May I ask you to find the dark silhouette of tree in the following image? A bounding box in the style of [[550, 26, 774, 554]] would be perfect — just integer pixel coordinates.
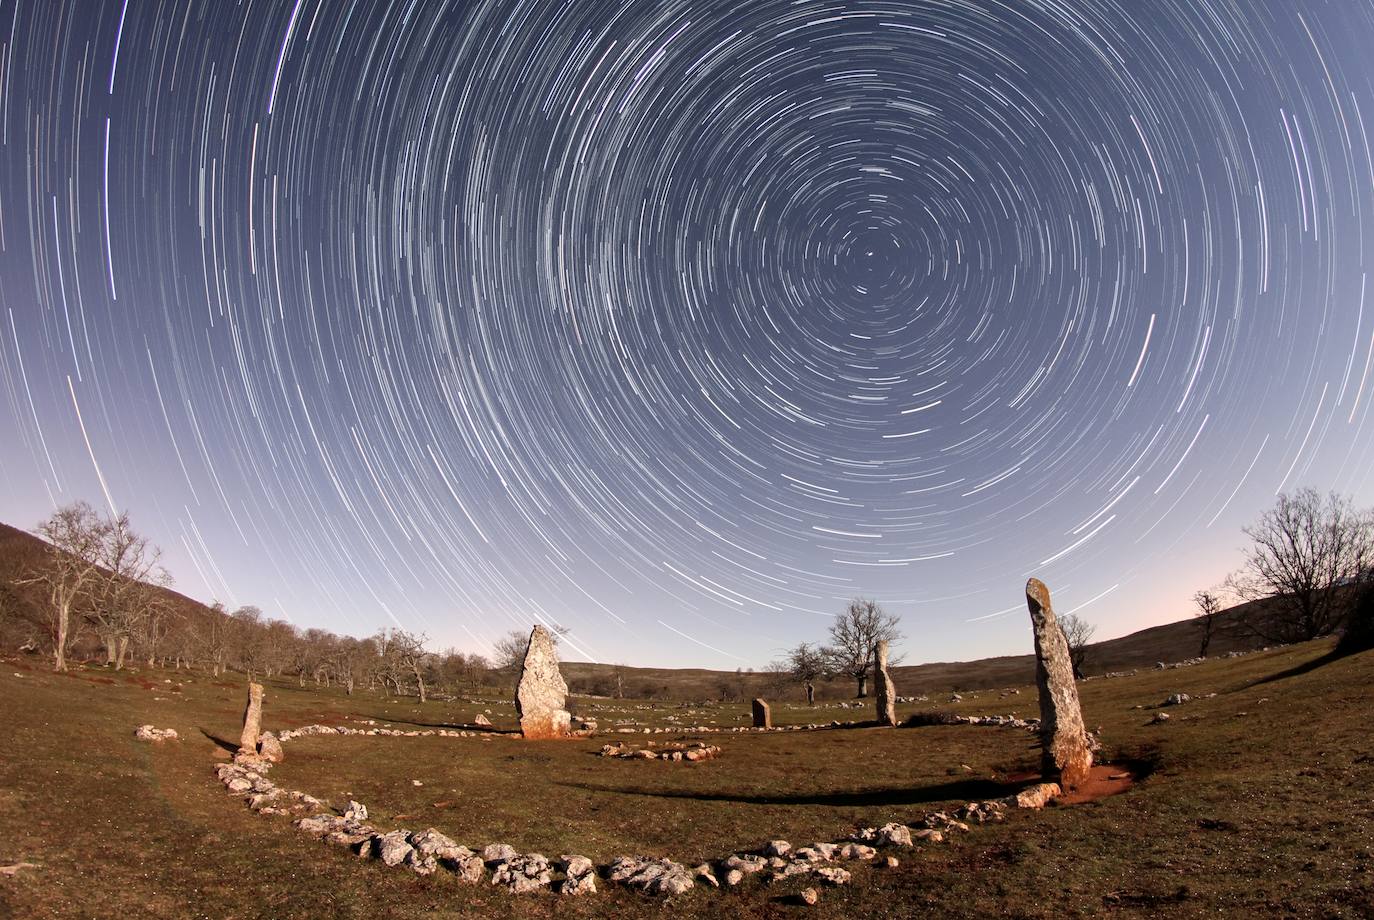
[[824, 598, 903, 698], [1226, 489, 1374, 643], [1059, 613, 1095, 679], [1193, 589, 1223, 657]]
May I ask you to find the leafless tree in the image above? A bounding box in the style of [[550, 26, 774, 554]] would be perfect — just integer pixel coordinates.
[[1059, 613, 1096, 680], [493, 629, 530, 672], [785, 641, 827, 704], [20, 502, 110, 671], [1193, 589, 1224, 657], [87, 511, 169, 670], [824, 598, 903, 698], [1226, 489, 1374, 644]]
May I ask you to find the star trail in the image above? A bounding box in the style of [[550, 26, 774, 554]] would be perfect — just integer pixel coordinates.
[[1, 0, 1373, 666]]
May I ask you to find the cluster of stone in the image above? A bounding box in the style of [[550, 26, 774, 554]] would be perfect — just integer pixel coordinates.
[[215, 754, 322, 819], [598, 741, 721, 762], [133, 724, 179, 742]]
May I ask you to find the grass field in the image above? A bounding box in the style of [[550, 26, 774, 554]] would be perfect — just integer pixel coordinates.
[[1, 639, 1371, 918]]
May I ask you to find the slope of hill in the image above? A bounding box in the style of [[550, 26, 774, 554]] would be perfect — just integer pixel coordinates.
[[1, 517, 1267, 698]]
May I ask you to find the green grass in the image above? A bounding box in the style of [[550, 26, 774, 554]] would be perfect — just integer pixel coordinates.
[[1, 641, 1372, 918]]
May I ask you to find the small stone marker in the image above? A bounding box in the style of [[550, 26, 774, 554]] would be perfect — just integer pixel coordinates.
[[874, 639, 897, 727], [1025, 578, 1093, 789], [515, 625, 572, 739], [239, 682, 264, 754], [751, 698, 771, 729]]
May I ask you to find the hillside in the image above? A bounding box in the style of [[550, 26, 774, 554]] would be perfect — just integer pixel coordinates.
[[1, 517, 1266, 698]]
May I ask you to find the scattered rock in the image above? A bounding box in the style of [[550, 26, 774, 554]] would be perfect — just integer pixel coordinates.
[[474, 714, 492, 727], [1163, 693, 1191, 706], [801, 886, 819, 905], [344, 801, 368, 822], [1151, 711, 1172, 724]]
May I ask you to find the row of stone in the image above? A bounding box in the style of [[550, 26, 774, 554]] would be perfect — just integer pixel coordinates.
[[598, 741, 722, 761], [278, 724, 498, 742], [212, 743, 1062, 900]]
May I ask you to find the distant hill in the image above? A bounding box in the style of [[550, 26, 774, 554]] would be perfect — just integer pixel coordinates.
[[1, 517, 1269, 698]]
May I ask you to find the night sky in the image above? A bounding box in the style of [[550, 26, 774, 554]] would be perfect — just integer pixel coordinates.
[[1, 0, 1372, 668]]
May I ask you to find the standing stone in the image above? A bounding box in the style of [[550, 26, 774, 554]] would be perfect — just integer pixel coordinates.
[[1025, 579, 1093, 788], [874, 640, 897, 727], [239, 682, 264, 754], [751, 698, 771, 729], [515, 625, 571, 739]]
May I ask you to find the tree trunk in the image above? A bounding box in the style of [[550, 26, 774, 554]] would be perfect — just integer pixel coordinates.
[[115, 636, 129, 671], [105, 636, 118, 666], [856, 673, 868, 698], [346, 675, 354, 695], [805, 682, 815, 705], [53, 602, 70, 671]]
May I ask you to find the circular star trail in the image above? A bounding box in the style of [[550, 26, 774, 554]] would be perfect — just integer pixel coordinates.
[[1, 0, 1372, 665]]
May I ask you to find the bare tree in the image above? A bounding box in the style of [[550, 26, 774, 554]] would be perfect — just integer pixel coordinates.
[[785, 641, 827, 704], [1193, 589, 1224, 657], [1059, 614, 1096, 680], [20, 502, 110, 671], [1226, 489, 1374, 644], [823, 598, 903, 698], [493, 629, 530, 672], [87, 511, 169, 670]]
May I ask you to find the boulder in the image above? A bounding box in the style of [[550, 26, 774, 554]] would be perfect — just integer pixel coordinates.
[[751, 698, 771, 729], [375, 830, 414, 867], [515, 626, 572, 739], [1025, 579, 1094, 789], [1012, 782, 1061, 810], [134, 724, 178, 742], [473, 714, 492, 727], [257, 731, 284, 763]]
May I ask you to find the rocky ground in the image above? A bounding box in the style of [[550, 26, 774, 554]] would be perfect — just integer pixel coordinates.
[[1, 638, 1372, 918]]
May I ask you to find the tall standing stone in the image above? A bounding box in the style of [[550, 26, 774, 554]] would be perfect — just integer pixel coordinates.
[[515, 625, 571, 739], [1025, 578, 1093, 789], [751, 698, 771, 729], [239, 682, 264, 754], [874, 640, 897, 727]]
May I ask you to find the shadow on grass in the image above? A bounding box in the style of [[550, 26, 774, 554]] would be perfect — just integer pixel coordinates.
[[199, 728, 239, 753], [1246, 651, 1342, 688], [557, 777, 1020, 808]]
